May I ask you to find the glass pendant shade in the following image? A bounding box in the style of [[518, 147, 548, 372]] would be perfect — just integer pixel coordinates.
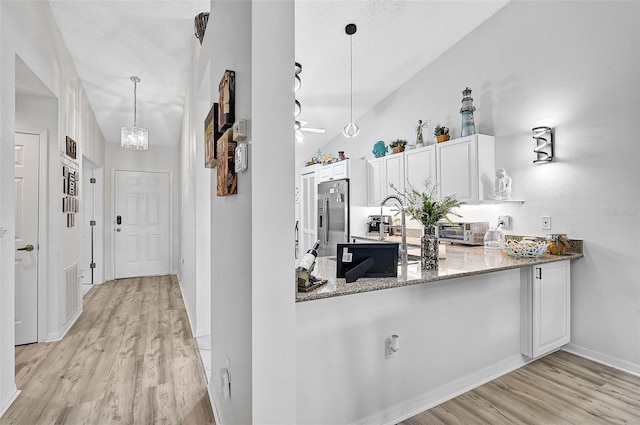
[[343, 122, 360, 138], [121, 126, 149, 150], [121, 76, 149, 150]]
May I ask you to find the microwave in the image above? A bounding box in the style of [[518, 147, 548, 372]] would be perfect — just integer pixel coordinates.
[[437, 221, 489, 245]]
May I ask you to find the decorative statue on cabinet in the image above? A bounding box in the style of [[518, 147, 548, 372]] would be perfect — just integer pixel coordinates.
[[495, 168, 512, 200]]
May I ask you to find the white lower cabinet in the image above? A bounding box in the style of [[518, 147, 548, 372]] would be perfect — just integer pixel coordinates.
[[521, 260, 571, 359]]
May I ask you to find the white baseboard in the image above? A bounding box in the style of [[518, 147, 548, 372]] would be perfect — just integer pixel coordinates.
[[562, 344, 640, 377], [350, 354, 530, 425], [46, 308, 83, 342], [0, 389, 20, 418], [209, 380, 223, 425], [195, 327, 211, 339], [175, 277, 196, 339]]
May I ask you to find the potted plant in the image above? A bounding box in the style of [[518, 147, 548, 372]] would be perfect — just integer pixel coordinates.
[[389, 139, 407, 154], [434, 124, 450, 143], [392, 179, 464, 270]]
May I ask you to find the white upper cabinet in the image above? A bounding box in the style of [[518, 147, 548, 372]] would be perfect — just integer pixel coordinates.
[[366, 158, 384, 206], [366, 153, 405, 206], [436, 134, 495, 204], [318, 159, 349, 183], [404, 145, 436, 192]]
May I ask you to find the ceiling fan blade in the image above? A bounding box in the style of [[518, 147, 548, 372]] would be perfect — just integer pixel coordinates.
[[300, 127, 326, 134]]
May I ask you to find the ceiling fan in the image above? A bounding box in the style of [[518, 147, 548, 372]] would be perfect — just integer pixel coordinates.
[[295, 120, 326, 143]]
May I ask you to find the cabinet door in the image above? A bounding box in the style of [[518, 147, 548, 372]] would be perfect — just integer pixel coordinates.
[[318, 164, 333, 182], [367, 158, 384, 206], [521, 260, 571, 358], [384, 153, 404, 198], [300, 170, 317, 254], [405, 146, 436, 191], [332, 161, 349, 180], [437, 137, 477, 203]]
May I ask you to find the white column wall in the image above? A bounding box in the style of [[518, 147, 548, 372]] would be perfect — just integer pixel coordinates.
[[251, 1, 296, 423]]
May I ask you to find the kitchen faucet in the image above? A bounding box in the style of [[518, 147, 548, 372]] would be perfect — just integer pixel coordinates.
[[380, 195, 408, 265]]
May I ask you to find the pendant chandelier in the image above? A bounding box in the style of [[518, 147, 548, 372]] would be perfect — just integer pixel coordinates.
[[121, 76, 149, 150], [343, 23, 359, 138]]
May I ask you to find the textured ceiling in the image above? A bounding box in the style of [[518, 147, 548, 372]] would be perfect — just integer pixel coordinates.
[[46, 0, 508, 156], [48, 0, 209, 147]]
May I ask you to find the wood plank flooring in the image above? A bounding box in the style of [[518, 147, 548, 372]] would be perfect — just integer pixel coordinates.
[[1, 275, 215, 425], [400, 350, 640, 425]]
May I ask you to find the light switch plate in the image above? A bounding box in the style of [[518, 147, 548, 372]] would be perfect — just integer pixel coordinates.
[[541, 216, 551, 230]]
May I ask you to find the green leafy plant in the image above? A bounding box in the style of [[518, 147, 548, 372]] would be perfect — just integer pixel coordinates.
[[433, 124, 449, 136], [391, 179, 464, 228], [389, 139, 407, 148]]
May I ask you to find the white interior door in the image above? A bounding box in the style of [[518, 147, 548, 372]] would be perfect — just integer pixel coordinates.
[[15, 132, 39, 345], [115, 170, 170, 278]]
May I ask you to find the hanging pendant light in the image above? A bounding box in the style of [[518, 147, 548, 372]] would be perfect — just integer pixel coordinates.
[[121, 76, 149, 150], [343, 23, 359, 138]]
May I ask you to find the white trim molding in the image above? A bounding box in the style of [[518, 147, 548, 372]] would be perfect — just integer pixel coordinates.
[[563, 344, 640, 377]]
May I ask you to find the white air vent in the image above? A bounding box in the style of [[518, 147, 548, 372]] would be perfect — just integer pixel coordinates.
[[65, 263, 79, 321]]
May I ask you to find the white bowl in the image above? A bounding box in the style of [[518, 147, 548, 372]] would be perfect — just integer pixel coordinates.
[[502, 239, 548, 259]]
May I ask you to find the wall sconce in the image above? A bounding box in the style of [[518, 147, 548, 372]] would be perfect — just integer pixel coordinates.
[[532, 126, 554, 163]]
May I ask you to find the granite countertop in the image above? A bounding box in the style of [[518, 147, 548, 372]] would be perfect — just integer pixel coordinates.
[[296, 244, 583, 303]]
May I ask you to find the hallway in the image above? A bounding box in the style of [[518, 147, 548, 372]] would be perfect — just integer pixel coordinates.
[[0, 276, 214, 425]]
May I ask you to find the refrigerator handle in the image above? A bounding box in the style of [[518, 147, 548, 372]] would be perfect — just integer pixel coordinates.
[[325, 197, 330, 244]]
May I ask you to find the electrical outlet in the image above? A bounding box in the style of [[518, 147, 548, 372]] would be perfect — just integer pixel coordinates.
[[498, 215, 512, 229], [541, 216, 552, 230]]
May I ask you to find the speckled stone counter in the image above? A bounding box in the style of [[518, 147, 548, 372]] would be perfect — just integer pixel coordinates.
[[296, 244, 583, 302]]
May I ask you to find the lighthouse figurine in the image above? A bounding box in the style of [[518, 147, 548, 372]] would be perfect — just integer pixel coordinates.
[[460, 87, 476, 137]]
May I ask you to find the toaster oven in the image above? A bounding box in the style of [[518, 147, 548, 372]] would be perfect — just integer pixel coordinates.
[[437, 221, 489, 245]]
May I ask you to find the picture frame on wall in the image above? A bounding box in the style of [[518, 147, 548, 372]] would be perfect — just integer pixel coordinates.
[[65, 136, 77, 159], [218, 70, 235, 133], [216, 128, 237, 197], [205, 103, 220, 168]]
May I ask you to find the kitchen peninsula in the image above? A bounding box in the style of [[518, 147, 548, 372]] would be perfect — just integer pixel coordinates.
[[296, 242, 583, 302], [295, 243, 584, 424]]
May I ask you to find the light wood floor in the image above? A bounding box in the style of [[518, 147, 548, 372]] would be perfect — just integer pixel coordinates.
[[1, 275, 215, 425], [400, 350, 640, 425]]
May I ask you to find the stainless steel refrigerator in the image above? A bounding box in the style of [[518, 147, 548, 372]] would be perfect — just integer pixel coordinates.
[[317, 179, 350, 257]]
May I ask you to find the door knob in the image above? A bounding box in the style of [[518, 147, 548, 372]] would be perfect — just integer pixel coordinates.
[[17, 244, 34, 252]]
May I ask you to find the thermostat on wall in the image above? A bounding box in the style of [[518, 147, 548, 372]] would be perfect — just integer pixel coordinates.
[[235, 143, 248, 173], [233, 119, 247, 141]]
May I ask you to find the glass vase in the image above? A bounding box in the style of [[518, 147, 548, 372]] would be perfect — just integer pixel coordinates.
[[421, 226, 439, 270]]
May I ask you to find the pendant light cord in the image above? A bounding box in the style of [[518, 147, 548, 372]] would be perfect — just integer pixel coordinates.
[[133, 78, 137, 127], [349, 34, 353, 123]]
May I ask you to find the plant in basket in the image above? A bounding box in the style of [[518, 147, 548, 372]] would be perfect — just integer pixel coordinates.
[[434, 124, 450, 143], [389, 139, 407, 153]]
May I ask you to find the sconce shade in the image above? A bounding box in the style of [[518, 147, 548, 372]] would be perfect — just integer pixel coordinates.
[[532, 126, 553, 163]]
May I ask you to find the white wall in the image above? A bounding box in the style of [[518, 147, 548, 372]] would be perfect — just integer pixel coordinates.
[[177, 35, 212, 339], [0, 1, 105, 415], [317, 1, 640, 372], [297, 269, 524, 424], [103, 143, 180, 280], [251, 2, 296, 423]]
